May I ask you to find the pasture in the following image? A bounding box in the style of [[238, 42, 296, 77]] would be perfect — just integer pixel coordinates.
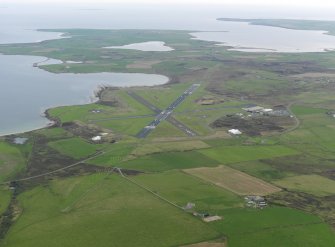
[[48, 137, 104, 159], [119, 150, 220, 172], [133, 170, 243, 211], [211, 207, 335, 247], [2, 174, 220, 247], [273, 174, 335, 196], [198, 145, 299, 164], [0, 141, 27, 183]]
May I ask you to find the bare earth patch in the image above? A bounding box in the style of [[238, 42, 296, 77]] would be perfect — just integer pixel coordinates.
[[185, 165, 281, 196], [126, 60, 161, 69]]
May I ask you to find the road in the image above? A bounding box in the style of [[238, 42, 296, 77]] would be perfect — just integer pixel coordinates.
[[129, 84, 200, 138]]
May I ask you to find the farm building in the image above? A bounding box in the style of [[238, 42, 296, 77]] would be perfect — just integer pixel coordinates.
[[242, 106, 265, 113], [92, 136, 102, 142], [245, 195, 268, 208], [228, 129, 242, 135]]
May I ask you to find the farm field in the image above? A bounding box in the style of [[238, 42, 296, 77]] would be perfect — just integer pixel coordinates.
[[118, 150, 220, 172], [211, 207, 335, 247], [198, 145, 299, 165], [133, 170, 243, 211], [2, 174, 220, 247], [273, 174, 335, 196], [0, 141, 28, 183], [185, 165, 281, 196], [48, 137, 104, 159]]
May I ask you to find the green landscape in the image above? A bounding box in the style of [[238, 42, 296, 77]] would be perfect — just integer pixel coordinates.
[[1, 18, 335, 246]]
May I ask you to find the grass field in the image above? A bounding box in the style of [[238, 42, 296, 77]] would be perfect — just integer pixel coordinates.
[[0, 188, 11, 215], [133, 170, 243, 211], [185, 165, 281, 196], [211, 207, 335, 247], [129, 140, 210, 157], [148, 120, 188, 138], [48, 104, 113, 123], [119, 150, 220, 172], [273, 174, 335, 196], [198, 145, 299, 164], [97, 116, 155, 136], [229, 160, 292, 181], [88, 143, 135, 166], [48, 137, 104, 159], [36, 127, 73, 139], [0, 141, 27, 183], [2, 174, 220, 247]]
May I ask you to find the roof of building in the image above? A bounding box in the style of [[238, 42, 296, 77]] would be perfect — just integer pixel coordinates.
[[228, 129, 242, 135]]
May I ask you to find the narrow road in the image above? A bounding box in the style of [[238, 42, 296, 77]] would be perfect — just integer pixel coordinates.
[[128, 84, 200, 138]]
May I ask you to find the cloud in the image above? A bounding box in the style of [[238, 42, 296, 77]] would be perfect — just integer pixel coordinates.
[[3, 0, 335, 7]]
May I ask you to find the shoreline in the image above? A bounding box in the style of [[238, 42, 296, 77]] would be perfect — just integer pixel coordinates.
[[0, 75, 171, 138]]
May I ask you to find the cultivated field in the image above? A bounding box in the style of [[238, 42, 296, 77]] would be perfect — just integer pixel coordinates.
[[185, 165, 281, 196]]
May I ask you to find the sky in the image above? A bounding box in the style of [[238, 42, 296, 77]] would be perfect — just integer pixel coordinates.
[[2, 0, 335, 6]]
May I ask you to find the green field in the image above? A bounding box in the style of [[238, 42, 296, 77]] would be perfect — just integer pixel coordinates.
[[229, 160, 292, 181], [211, 207, 335, 247], [88, 143, 135, 166], [48, 137, 104, 159], [0, 141, 27, 183], [0, 189, 11, 215], [198, 145, 299, 164], [134, 170, 243, 210], [2, 174, 220, 247], [119, 150, 220, 172], [273, 174, 335, 196], [97, 117, 154, 136]]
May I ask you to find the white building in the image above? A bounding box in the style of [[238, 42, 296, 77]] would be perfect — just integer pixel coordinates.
[[228, 129, 242, 135], [92, 136, 102, 142]]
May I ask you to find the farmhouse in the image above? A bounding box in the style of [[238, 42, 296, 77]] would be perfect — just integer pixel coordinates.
[[245, 195, 268, 208]]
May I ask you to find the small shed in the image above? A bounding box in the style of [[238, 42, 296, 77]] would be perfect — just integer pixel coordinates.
[[92, 136, 102, 142], [228, 129, 242, 135]]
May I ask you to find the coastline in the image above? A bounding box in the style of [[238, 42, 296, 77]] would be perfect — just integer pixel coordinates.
[[0, 74, 171, 138]]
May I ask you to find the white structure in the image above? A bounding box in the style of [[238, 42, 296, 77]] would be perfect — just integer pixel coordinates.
[[228, 129, 242, 135], [92, 136, 102, 141], [203, 215, 222, 222], [242, 106, 264, 113]]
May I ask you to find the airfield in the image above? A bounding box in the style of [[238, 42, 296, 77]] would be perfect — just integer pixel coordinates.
[[1, 20, 335, 246]]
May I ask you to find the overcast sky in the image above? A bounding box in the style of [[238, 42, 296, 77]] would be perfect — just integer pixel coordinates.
[[2, 0, 335, 6]]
